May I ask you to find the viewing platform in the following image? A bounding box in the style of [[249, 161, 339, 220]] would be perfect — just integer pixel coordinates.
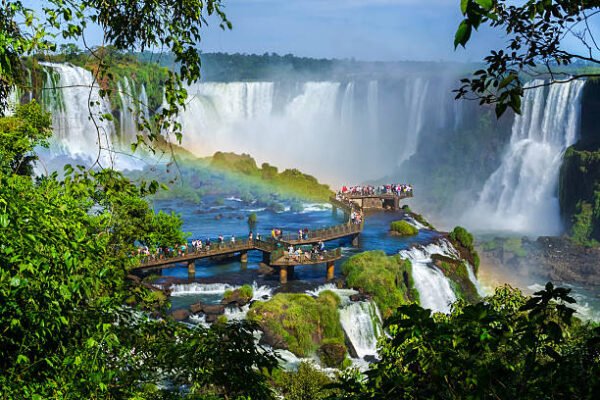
[[134, 185, 413, 283]]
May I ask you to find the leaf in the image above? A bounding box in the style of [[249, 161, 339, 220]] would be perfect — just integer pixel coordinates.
[[454, 20, 472, 49], [461, 0, 469, 14], [475, 0, 493, 11]]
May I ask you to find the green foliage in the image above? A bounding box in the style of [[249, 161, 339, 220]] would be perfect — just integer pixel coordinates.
[[338, 283, 600, 399], [129, 151, 333, 204], [560, 143, 600, 244], [455, 1, 600, 117], [571, 202, 599, 247], [449, 225, 480, 271], [0, 163, 276, 398], [0, 100, 52, 175], [270, 362, 338, 400], [247, 292, 345, 358], [437, 260, 480, 303], [390, 220, 418, 236], [342, 251, 418, 318]]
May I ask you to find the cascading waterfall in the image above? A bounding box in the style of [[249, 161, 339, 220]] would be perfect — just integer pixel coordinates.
[[339, 301, 382, 359], [399, 240, 459, 314], [306, 284, 383, 362], [467, 79, 585, 235], [116, 77, 138, 145], [400, 78, 430, 165]]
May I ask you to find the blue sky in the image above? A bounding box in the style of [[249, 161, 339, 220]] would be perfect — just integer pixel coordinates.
[[198, 0, 505, 61], [26, 0, 510, 62]]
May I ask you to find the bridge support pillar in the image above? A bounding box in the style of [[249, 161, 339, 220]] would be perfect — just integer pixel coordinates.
[[279, 266, 288, 284], [187, 260, 195, 276], [240, 251, 248, 263], [262, 251, 270, 264], [351, 234, 359, 247], [326, 261, 335, 281]]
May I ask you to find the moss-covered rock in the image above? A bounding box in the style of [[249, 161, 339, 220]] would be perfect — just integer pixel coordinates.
[[341, 251, 418, 318], [559, 142, 600, 245], [222, 284, 253, 307], [247, 291, 346, 359], [433, 258, 479, 303], [448, 226, 480, 273], [318, 339, 347, 368], [390, 220, 418, 237]]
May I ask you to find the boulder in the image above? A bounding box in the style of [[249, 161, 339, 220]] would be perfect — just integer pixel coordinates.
[[190, 302, 203, 314], [318, 342, 347, 368], [170, 309, 190, 321], [221, 289, 251, 307], [203, 304, 225, 315]]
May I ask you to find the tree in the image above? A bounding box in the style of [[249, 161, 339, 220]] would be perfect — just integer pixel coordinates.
[[455, 1, 600, 117], [0, 100, 51, 175]]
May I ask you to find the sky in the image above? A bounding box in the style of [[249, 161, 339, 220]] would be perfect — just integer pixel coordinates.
[[23, 0, 512, 62], [195, 0, 506, 62]]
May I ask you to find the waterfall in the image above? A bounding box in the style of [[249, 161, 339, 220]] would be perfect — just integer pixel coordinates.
[[399, 240, 459, 313], [339, 301, 382, 359], [117, 77, 137, 145], [340, 82, 355, 133], [399, 78, 430, 165], [468, 79, 585, 235], [306, 284, 383, 362], [40, 63, 115, 163], [367, 80, 379, 137], [37, 63, 143, 170]]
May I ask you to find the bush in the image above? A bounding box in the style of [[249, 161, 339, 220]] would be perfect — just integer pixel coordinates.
[[390, 220, 418, 236], [449, 226, 474, 250], [247, 212, 258, 225], [342, 251, 418, 318], [270, 362, 338, 400]]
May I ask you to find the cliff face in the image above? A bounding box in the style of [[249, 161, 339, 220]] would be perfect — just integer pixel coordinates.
[[559, 80, 600, 245]]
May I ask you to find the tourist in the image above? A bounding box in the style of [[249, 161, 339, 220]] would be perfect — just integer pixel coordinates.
[[248, 231, 253, 242], [256, 232, 261, 241], [288, 245, 294, 257], [231, 235, 236, 244], [303, 228, 309, 240], [298, 229, 303, 240]]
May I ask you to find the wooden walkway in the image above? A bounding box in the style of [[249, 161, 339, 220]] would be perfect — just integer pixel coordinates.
[[134, 189, 412, 283]]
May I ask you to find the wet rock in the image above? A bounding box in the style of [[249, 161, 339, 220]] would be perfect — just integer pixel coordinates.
[[259, 328, 288, 350], [258, 263, 274, 274], [349, 293, 372, 302], [363, 355, 378, 363], [170, 309, 190, 321], [203, 304, 226, 315], [221, 289, 251, 307], [205, 313, 220, 324], [189, 302, 225, 316], [318, 342, 347, 368], [190, 302, 203, 314]]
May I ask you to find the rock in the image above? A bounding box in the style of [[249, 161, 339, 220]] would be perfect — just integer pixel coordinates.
[[203, 304, 225, 315], [258, 263, 274, 274], [170, 309, 190, 321], [190, 302, 203, 314], [205, 313, 219, 324], [349, 293, 372, 302], [189, 303, 225, 315], [363, 355, 378, 363], [221, 290, 251, 307], [259, 327, 289, 350], [318, 342, 347, 368]]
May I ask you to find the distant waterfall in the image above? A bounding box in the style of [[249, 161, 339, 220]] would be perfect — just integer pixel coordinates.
[[468, 79, 585, 235], [39, 63, 144, 170], [41, 63, 116, 164], [399, 240, 460, 313]]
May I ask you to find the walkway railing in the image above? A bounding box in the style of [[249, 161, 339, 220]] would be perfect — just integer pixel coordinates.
[[139, 239, 253, 267]]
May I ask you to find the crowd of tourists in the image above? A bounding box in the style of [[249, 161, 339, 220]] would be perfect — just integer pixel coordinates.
[[338, 184, 413, 197], [286, 240, 327, 262]]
